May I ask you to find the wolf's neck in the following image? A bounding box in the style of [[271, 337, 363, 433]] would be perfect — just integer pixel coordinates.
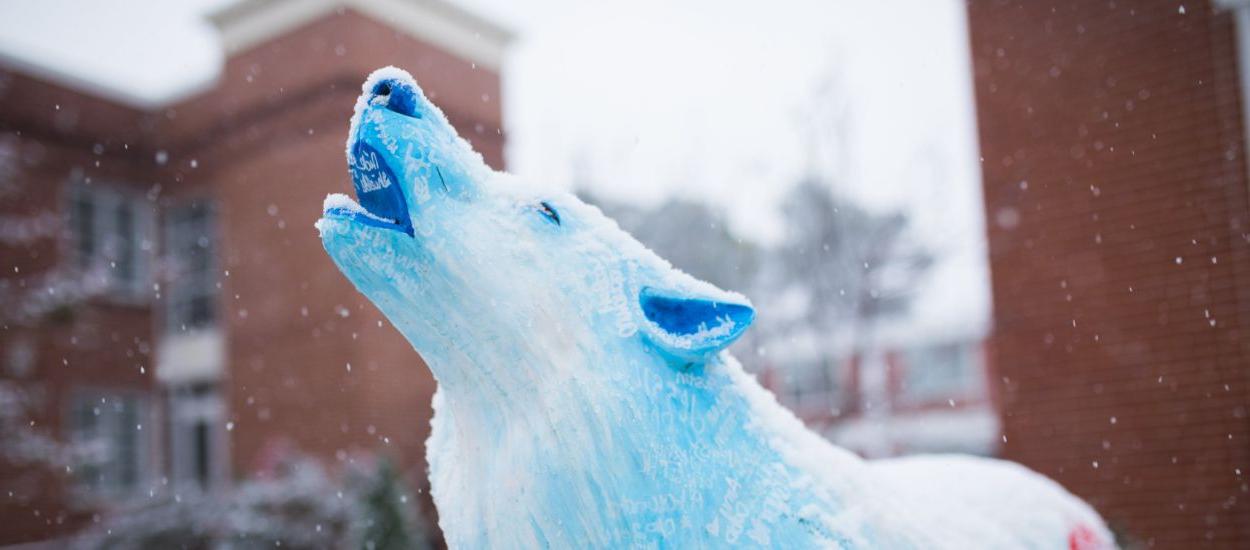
[[428, 354, 866, 547]]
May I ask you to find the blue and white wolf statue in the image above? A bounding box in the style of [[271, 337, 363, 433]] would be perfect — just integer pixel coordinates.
[[317, 67, 1114, 549]]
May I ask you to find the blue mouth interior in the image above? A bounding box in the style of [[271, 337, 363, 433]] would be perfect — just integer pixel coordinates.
[[349, 140, 414, 236]]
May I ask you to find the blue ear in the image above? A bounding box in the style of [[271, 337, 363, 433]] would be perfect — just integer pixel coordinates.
[[638, 286, 755, 363]]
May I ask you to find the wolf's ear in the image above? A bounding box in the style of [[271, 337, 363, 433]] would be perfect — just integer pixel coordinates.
[[638, 286, 755, 363]]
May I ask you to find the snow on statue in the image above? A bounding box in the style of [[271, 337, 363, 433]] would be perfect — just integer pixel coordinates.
[[316, 67, 1114, 549]]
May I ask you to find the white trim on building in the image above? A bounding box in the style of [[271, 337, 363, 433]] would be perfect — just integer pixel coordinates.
[[209, 0, 513, 70]]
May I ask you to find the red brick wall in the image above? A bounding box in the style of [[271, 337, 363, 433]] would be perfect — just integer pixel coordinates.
[[968, 1, 1250, 547]]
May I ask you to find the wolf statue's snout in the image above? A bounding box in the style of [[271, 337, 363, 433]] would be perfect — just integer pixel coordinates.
[[342, 71, 450, 237], [335, 67, 485, 239], [369, 78, 422, 119]]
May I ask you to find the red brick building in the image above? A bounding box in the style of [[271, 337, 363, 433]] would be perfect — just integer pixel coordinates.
[[0, 0, 508, 544], [967, 1, 1250, 547]]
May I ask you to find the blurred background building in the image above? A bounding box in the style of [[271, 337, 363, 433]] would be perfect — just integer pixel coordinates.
[[0, 0, 1246, 548], [968, 1, 1250, 547], [0, 0, 507, 546]]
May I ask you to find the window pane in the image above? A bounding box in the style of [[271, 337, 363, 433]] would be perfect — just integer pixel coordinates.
[[114, 201, 135, 286], [902, 345, 971, 401], [68, 392, 146, 495], [193, 420, 210, 488], [72, 194, 94, 270], [168, 383, 220, 490], [117, 397, 139, 487], [164, 201, 217, 331], [188, 295, 213, 329]]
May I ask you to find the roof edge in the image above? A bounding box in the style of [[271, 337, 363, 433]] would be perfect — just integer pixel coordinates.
[[0, 38, 220, 111], [209, 0, 514, 70]]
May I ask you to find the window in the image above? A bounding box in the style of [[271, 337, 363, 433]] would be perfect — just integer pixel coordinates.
[[899, 343, 981, 404], [168, 382, 224, 490], [164, 201, 218, 332], [67, 391, 150, 496], [66, 183, 154, 299], [783, 356, 843, 415]]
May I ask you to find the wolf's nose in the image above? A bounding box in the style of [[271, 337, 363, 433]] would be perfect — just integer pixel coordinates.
[[371, 79, 421, 119]]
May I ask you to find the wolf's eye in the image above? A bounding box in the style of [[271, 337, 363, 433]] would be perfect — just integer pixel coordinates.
[[536, 201, 561, 226]]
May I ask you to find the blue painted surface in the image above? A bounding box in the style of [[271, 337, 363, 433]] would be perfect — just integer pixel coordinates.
[[316, 67, 1113, 550]]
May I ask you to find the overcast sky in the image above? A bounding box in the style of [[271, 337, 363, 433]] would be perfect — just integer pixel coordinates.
[[0, 0, 990, 333], [460, 0, 991, 333]]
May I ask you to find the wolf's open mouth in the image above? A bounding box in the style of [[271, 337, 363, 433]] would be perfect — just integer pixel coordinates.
[[347, 136, 414, 235], [323, 192, 408, 233]]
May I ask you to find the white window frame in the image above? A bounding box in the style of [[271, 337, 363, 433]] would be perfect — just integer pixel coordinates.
[[162, 200, 218, 334], [167, 382, 227, 492], [66, 182, 155, 302], [65, 389, 153, 499]]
